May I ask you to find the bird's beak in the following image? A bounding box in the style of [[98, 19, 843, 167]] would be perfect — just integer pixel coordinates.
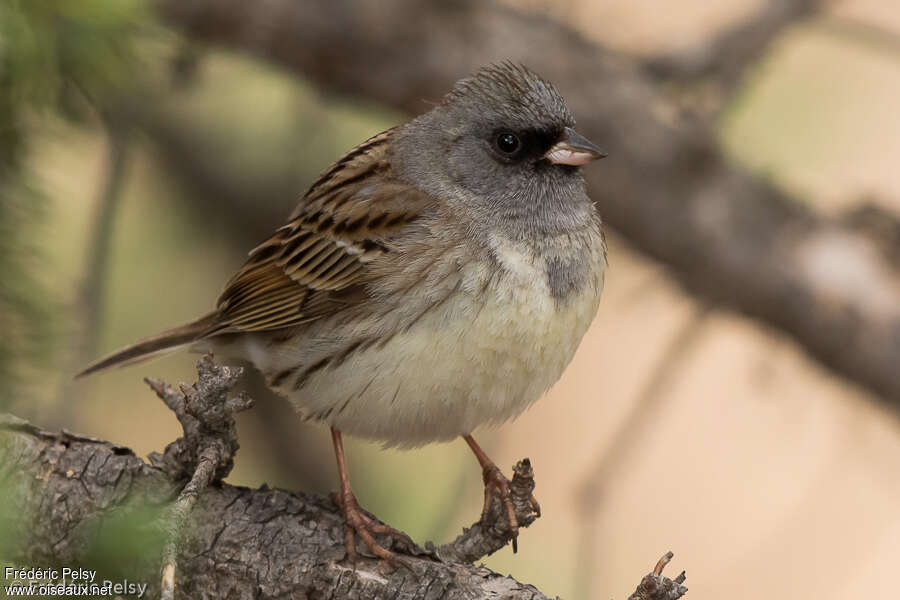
[[543, 127, 607, 166]]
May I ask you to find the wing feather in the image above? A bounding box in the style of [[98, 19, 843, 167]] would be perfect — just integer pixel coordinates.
[[213, 128, 433, 333]]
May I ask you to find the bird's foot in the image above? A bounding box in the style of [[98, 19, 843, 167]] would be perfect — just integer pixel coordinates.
[[332, 489, 416, 570], [479, 464, 541, 553]]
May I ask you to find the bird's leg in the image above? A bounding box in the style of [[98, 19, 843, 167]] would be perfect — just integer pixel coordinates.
[[463, 434, 541, 553], [330, 427, 415, 568]]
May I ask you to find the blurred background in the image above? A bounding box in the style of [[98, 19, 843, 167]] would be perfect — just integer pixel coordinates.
[[2, 0, 900, 598]]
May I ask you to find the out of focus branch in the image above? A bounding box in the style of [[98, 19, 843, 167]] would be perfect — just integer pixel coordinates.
[[818, 15, 900, 65], [56, 113, 130, 420], [156, 0, 900, 409], [576, 307, 709, 600], [840, 202, 900, 265], [76, 114, 130, 358], [644, 0, 825, 94]]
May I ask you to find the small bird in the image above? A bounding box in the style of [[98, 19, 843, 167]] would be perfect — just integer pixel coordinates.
[[79, 62, 607, 563]]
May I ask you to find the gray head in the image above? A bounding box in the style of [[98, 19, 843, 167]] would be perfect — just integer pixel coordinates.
[[391, 63, 605, 240]]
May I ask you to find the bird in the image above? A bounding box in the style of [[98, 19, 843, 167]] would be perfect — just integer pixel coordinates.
[[78, 62, 607, 564]]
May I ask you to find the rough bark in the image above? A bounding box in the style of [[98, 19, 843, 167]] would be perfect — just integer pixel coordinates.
[[0, 357, 687, 599], [154, 0, 900, 409]]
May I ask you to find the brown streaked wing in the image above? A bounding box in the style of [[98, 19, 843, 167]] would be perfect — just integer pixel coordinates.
[[212, 128, 431, 333]]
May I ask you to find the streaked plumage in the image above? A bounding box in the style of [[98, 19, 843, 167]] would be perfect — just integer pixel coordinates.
[[79, 62, 608, 560]]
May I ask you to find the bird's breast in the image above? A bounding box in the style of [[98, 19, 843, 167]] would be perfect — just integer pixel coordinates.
[[262, 225, 606, 448]]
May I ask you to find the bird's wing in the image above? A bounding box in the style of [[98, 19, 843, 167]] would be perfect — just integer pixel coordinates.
[[213, 128, 431, 333]]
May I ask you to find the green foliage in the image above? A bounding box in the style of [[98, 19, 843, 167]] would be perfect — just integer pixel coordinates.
[[0, 0, 146, 117], [0, 0, 147, 402], [0, 471, 166, 586], [0, 184, 51, 406], [80, 501, 167, 581]]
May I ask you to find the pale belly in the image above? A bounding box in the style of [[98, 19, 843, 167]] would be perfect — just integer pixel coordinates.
[[273, 239, 606, 448]]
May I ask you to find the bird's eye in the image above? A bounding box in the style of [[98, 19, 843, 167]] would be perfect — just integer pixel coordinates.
[[495, 132, 521, 154]]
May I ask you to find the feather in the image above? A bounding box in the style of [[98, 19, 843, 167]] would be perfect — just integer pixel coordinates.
[[212, 128, 432, 333], [78, 126, 437, 376]]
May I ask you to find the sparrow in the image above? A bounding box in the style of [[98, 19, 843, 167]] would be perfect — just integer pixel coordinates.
[[79, 62, 607, 563]]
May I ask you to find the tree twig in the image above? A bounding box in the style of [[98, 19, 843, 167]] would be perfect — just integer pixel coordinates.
[[435, 458, 539, 564], [628, 551, 688, 600], [144, 354, 253, 600], [2, 356, 636, 599]]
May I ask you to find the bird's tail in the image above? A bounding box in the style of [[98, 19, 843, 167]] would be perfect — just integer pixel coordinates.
[[75, 312, 221, 378]]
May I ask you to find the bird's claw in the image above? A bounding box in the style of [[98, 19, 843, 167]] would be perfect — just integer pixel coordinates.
[[332, 490, 416, 571], [480, 464, 539, 553]]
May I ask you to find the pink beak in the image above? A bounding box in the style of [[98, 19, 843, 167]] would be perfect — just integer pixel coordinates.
[[544, 127, 607, 166]]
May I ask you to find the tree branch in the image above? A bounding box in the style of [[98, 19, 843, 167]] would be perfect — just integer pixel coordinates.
[[143, 356, 253, 599], [643, 0, 825, 92], [155, 0, 900, 409], [1, 357, 686, 599]]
